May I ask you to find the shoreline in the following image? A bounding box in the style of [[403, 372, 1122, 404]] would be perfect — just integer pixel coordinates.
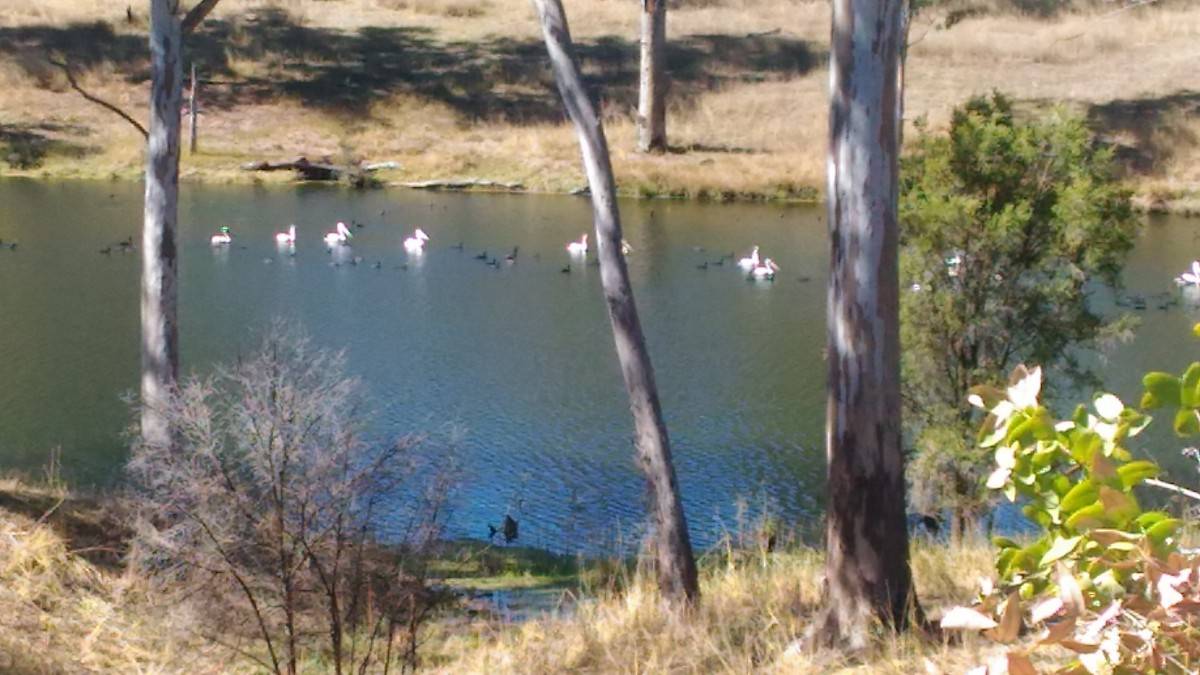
[[4, 168, 1198, 215]]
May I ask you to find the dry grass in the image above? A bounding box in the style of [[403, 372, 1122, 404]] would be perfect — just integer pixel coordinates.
[[0, 0, 1197, 206], [0, 472, 1012, 674], [426, 541, 1005, 674]]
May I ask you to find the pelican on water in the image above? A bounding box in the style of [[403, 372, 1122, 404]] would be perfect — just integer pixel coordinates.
[[404, 228, 430, 253], [737, 246, 760, 271], [324, 221, 352, 247], [750, 257, 780, 280], [275, 224, 296, 245], [566, 234, 588, 255], [210, 226, 232, 246], [1175, 260, 1200, 287]]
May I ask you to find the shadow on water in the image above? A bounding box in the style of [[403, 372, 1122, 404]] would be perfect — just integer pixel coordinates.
[[0, 8, 821, 121]]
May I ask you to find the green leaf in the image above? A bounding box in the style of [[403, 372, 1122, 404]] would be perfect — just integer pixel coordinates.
[[992, 536, 1018, 549], [1098, 486, 1139, 525], [1141, 372, 1181, 409], [1193, 322, 1200, 339], [1040, 535, 1082, 566], [1060, 480, 1098, 514], [1066, 502, 1107, 531], [1135, 511, 1170, 529], [1174, 409, 1200, 436], [1116, 460, 1159, 489], [1145, 518, 1182, 545], [1181, 363, 1200, 408]]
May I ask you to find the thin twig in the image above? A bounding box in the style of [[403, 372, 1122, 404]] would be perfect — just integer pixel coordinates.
[[46, 56, 148, 139], [1144, 477, 1200, 503]]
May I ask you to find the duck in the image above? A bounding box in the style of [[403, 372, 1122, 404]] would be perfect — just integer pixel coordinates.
[[750, 258, 780, 281], [403, 228, 430, 253], [275, 224, 296, 245], [210, 226, 232, 246], [505, 246, 519, 263], [324, 221, 352, 247], [566, 234, 588, 255], [1175, 260, 1200, 287], [737, 246, 761, 271]]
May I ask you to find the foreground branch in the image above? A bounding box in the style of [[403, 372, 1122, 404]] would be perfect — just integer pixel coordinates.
[[1145, 477, 1200, 503], [182, 0, 223, 34], [46, 57, 148, 139]]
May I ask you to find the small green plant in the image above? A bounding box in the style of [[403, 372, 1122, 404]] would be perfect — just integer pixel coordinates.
[[940, 332, 1200, 672]]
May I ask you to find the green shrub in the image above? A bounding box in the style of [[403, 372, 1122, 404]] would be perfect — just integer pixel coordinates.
[[900, 92, 1139, 536]]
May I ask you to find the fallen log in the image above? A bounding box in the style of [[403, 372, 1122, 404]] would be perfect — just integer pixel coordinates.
[[240, 157, 398, 183], [397, 178, 525, 192]]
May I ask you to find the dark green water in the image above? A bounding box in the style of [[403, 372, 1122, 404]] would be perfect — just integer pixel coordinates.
[[0, 178, 1195, 550]]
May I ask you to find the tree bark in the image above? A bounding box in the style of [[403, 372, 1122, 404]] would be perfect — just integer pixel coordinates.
[[817, 0, 918, 647], [636, 0, 667, 153], [141, 0, 183, 451], [532, 0, 699, 605]]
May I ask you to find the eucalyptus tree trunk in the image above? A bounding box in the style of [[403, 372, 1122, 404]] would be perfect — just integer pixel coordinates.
[[141, 0, 183, 451], [818, 0, 918, 646], [532, 0, 699, 605], [636, 0, 667, 153]]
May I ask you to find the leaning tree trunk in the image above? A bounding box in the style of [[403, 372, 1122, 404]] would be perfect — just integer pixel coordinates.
[[636, 0, 667, 153], [533, 0, 699, 605], [817, 0, 918, 647], [141, 0, 183, 450]]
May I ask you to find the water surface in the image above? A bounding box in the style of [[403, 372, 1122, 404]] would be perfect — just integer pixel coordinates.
[[0, 178, 1195, 550]]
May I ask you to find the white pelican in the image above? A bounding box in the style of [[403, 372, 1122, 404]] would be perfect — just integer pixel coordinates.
[[1176, 260, 1200, 287], [750, 257, 779, 280], [737, 246, 761, 271], [324, 221, 352, 247], [403, 228, 430, 253], [566, 234, 588, 255], [210, 226, 232, 246], [275, 224, 296, 245]]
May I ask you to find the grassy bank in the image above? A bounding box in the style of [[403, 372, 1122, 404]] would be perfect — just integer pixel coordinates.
[[0, 476, 1016, 674], [0, 0, 1198, 209]]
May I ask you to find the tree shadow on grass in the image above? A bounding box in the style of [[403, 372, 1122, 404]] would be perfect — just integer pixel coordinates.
[[0, 8, 821, 124], [1086, 91, 1200, 179], [0, 122, 100, 169]]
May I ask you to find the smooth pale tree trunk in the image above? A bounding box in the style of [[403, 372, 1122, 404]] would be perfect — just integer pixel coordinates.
[[189, 62, 198, 154], [636, 0, 667, 153], [897, 0, 910, 148], [532, 0, 699, 605], [817, 0, 918, 647], [141, 0, 183, 450]]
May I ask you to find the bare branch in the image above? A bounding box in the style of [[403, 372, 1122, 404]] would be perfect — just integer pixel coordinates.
[[1144, 477, 1200, 503], [46, 56, 148, 139], [182, 0, 223, 34]]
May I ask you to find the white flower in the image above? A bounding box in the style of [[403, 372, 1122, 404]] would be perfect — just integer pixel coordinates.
[[1093, 393, 1124, 421], [1007, 366, 1043, 409]]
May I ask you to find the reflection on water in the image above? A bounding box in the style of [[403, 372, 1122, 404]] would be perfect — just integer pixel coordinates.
[[0, 178, 1195, 551]]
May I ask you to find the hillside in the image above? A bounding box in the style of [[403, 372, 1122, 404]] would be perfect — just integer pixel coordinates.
[[0, 0, 1197, 208]]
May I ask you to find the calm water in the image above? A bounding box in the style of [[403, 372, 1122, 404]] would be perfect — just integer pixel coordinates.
[[0, 178, 1196, 551]]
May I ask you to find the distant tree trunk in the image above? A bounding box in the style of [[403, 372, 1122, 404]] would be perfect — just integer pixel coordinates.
[[636, 0, 667, 153], [189, 62, 198, 154], [897, 0, 911, 148], [817, 0, 918, 648], [141, 0, 183, 450], [533, 0, 699, 605]]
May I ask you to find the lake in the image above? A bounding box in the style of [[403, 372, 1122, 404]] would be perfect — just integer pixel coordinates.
[[0, 178, 1196, 551]]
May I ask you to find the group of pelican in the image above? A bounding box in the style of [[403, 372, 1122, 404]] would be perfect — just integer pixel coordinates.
[[737, 245, 780, 280], [211, 222, 429, 253]]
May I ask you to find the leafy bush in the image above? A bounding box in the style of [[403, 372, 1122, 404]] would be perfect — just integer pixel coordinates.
[[900, 92, 1139, 536], [127, 324, 456, 674], [940, 339, 1200, 673]]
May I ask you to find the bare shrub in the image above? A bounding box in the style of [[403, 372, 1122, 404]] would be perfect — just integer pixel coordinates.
[[126, 323, 455, 674]]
